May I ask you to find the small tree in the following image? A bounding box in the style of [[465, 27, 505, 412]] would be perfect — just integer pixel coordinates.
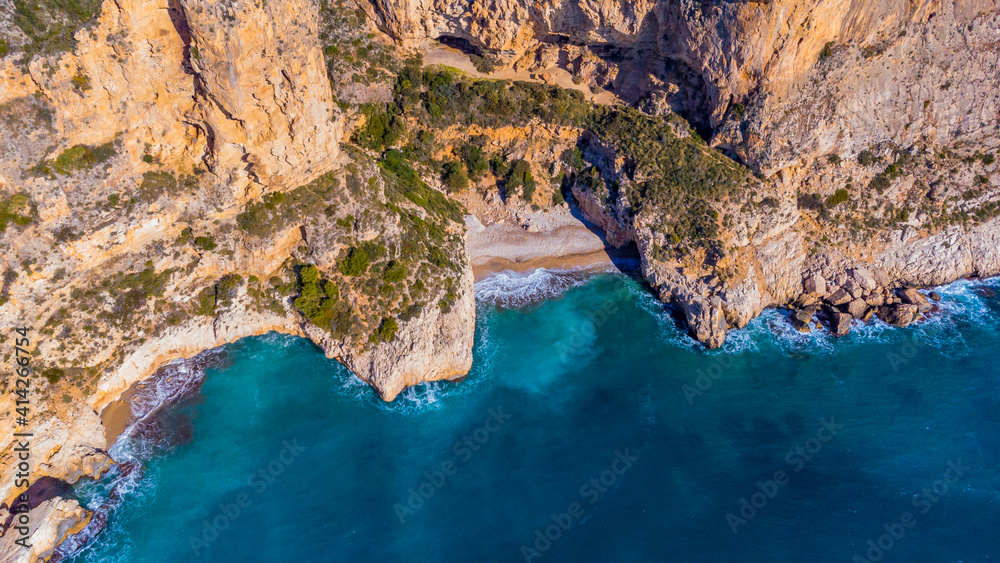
[[339, 247, 369, 276], [441, 161, 469, 192]]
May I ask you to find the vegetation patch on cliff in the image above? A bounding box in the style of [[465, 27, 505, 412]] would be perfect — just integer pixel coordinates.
[[11, 0, 104, 58]]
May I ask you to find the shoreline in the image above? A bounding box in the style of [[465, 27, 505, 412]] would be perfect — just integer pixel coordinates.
[[46, 272, 1000, 561], [463, 200, 640, 281]]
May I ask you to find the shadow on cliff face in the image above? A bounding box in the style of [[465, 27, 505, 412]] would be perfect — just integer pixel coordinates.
[[436, 35, 484, 57], [537, 10, 716, 141], [561, 180, 643, 276]]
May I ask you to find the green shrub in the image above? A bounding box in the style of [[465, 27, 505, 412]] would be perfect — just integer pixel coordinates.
[[71, 74, 91, 92], [857, 150, 877, 166], [370, 317, 399, 343], [0, 193, 34, 232], [217, 274, 242, 304], [194, 236, 217, 251], [236, 173, 339, 238], [41, 367, 65, 384], [490, 156, 508, 178], [293, 265, 344, 331], [457, 143, 489, 179], [506, 159, 535, 197], [33, 142, 115, 176], [379, 149, 465, 223], [382, 260, 406, 283], [339, 247, 369, 276], [869, 174, 891, 193], [196, 286, 216, 316], [441, 161, 469, 192], [582, 106, 748, 243], [826, 188, 850, 207], [819, 41, 835, 60], [138, 171, 177, 201], [561, 148, 585, 171], [12, 0, 104, 57], [352, 104, 405, 150]]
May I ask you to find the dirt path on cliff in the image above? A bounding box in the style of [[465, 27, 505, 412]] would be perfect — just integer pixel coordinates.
[[419, 42, 620, 106]]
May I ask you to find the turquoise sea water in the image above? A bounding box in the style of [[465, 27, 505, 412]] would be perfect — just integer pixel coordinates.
[[66, 272, 999, 562]]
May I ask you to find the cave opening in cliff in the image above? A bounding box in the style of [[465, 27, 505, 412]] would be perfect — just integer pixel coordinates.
[[435, 35, 483, 58]]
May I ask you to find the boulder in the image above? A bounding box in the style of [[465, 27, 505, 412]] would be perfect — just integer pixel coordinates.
[[803, 274, 827, 296], [898, 288, 932, 312], [843, 278, 862, 299], [795, 293, 819, 308], [827, 287, 852, 306], [897, 288, 928, 306], [865, 293, 884, 307], [790, 309, 813, 333], [845, 299, 868, 318], [850, 267, 878, 291], [877, 304, 920, 327], [831, 311, 852, 336], [929, 291, 942, 302]]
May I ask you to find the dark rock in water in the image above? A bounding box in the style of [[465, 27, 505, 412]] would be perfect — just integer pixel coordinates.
[[897, 288, 928, 306], [831, 311, 852, 336], [973, 286, 996, 300], [790, 309, 814, 332], [877, 303, 919, 327], [819, 305, 851, 335], [929, 291, 942, 302]]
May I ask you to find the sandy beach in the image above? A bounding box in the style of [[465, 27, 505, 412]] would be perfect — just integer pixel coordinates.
[[464, 202, 638, 280]]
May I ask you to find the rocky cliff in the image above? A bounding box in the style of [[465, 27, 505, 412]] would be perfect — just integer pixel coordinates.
[[0, 0, 474, 559], [1, 0, 998, 559], [362, 0, 1000, 348]]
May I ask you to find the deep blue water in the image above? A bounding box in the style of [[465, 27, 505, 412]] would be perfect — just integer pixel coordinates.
[[68, 272, 999, 562]]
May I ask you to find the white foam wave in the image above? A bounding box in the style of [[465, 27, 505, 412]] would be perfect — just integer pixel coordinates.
[[475, 267, 606, 308], [109, 351, 218, 463], [628, 275, 1000, 356]]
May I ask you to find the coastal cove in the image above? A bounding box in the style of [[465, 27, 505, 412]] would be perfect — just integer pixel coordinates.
[[62, 271, 1000, 562]]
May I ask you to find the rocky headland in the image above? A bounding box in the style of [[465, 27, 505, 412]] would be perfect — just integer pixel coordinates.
[[0, 0, 998, 560]]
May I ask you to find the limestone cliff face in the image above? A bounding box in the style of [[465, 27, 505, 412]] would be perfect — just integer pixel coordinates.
[[361, 0, 999, 170], [366, 0, 999, 347], [0, 0, 343, 199], [0, 0, 475, 559], [182, 0, 344, 198]]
